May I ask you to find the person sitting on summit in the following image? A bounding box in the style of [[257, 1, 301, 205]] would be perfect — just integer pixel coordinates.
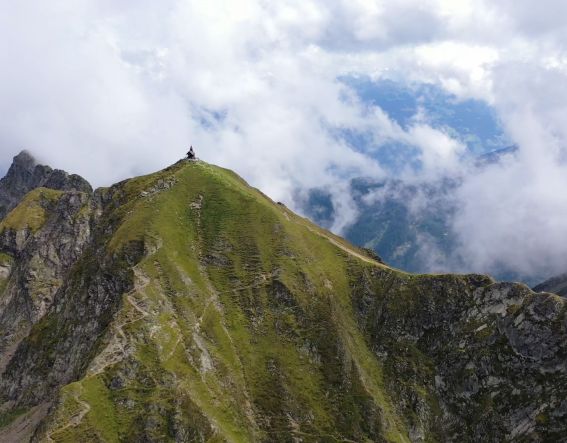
[[187, 146, 196, 160]]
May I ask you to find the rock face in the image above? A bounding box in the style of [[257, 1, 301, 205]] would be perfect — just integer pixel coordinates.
[[0, 151, 92, 220], [0, 159, 566, 442], [0, 189, 93, 370]]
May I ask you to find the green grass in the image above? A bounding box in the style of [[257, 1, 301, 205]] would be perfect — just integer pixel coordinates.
[[38, 160, 451, 441], [0, 252, 12, 266], [0, 187, 64, 233], [80, 377, 120, 442]]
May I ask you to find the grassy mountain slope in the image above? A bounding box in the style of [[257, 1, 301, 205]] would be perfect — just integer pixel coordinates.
[[44, 161, 409, 442], [0, 160, 566, 442]]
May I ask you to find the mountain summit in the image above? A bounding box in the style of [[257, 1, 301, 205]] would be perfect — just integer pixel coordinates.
[[0, 158, 566, 442], [0, 151, 92, 220]]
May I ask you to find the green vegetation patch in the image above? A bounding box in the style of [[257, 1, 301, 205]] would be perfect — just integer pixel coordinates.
[[81, 377, 120, 442], [0, 252, 13, 267], [0, 187, 64, 233]]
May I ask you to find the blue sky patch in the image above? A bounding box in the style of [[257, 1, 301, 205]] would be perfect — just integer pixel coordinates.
[[338, 76, 512, 169]]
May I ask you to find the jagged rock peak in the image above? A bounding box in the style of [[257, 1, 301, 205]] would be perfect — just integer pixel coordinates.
[[0, 150, 93, 220], [11, 150, 37, 170]]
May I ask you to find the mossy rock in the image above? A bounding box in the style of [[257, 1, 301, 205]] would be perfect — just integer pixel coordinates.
[[0, 187, 64, 233]]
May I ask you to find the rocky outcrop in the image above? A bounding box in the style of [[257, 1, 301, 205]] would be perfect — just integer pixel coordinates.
[[0, 151, 95, 371], [0, 176, 145, 440], [353, 272, 567, 441], [0, 190, 94, 370], [0, 151, 92, 221]]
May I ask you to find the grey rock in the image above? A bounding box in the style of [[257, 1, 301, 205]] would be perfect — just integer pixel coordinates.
[[352, 269, 567, 442], [0, 151, 92, 220]]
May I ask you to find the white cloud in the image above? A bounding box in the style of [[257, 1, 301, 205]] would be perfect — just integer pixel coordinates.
[[406, 124, 466, 174], [1, 0, 567, 278], [451, 59, 567, 277]]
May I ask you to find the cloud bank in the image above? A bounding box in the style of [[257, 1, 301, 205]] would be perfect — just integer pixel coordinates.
[[2, 0, 567, 279]]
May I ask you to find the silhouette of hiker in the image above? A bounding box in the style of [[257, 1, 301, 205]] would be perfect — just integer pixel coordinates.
[[187, 146, 196, 160]]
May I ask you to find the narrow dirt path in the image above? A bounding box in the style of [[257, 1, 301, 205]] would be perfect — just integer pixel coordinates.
[[278, 205, 383, 267], [217, 270, 280, 295], [317, 230, 381, 265], [302, 223, 383, 266], [87, 267, 150, 376], [45, 267, 153, 439], [126, 293, 150, 319], [45, 388, 91, 442]]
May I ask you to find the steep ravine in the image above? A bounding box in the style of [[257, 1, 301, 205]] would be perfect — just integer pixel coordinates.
[[0, 157, 565, 442]]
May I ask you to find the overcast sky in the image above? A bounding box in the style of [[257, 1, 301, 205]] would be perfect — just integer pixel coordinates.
[[2, 0, 567, 278]]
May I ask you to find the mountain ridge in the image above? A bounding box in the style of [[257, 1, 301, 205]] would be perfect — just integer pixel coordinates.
[[0, 155, 565, 442], [0, 151, 92, 221], [534, 272, 567, 298]]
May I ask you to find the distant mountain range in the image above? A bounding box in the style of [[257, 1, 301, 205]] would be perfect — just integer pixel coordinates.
[[340, 78, 512, 171], [300, 145, 533, 284], [302, 79, 536, 283], [533, 273, 567, 297]]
